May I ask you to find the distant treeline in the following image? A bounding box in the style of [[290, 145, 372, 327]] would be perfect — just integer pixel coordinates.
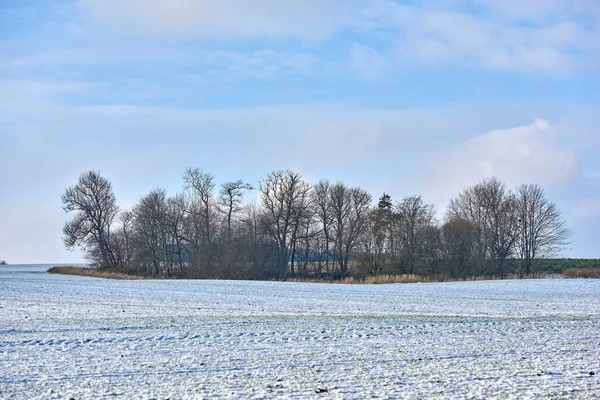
[[515, 258, 600, 274], [62, 169, 573, 280]]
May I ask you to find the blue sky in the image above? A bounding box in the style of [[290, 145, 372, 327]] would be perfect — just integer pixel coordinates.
[[0, 0, 599, 263]]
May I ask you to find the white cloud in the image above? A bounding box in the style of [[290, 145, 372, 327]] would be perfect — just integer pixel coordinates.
[[421, 119, 577, 205], [350, 44, 390, 80], [196, 49, 321, 78], [406, 11, 598, 73], [360, 1, 600, 73], [0, 80, 95, 103], [473, 0, 600, 22], [19, 0, 591, 76], [76, 0, 358, 40]]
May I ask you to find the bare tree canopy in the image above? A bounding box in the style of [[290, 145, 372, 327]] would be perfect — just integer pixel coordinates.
[[132, 189, 170, 275], [61, 169, 575, 280], [62, 170, 119, 268], [515, 184, 571, 274], [395, 195, 436, 275], [260, 170, 311, 279], [311, 180, 333, 277], [183, 167, 216, 271], [328, 183, 373, 276], [446, 178, 520, 276], [218, 180, 253, 242], [441, 218, 476, 278]]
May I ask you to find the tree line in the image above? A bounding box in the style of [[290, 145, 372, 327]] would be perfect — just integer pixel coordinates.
[[62, 169, 571, 280]]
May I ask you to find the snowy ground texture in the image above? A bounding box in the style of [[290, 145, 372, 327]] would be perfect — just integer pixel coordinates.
[[1, 265, 599, 399]]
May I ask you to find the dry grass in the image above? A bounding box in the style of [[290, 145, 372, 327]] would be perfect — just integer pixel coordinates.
[[47, 266, 149, 280], [48, 266, 549, 283], [359, 274, 437, 284], [563, 268, 600, 278], [286, 272, 545, 284]]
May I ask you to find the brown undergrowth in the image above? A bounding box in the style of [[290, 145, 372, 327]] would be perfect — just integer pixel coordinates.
[[562, 268, 600, 278], [48, 266, 548, 283], [286, 273, 545, 284], [47, 266, 149, 280]]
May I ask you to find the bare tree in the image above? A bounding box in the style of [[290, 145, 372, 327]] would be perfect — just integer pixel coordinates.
[[132, 189, 170, 275], [311, 180, 333, 278], [515, 184, 571, 274], [447, 178, 520, 276], [260, 170, 311, 279], [291, 205, 316, 278], [183, 167, 216, 271], [218, 180, 253, 242], [114, 209, 134, 268], [329, 183, 372, 277], [441, 218, 476, 277], [354, 208, 381, 277], [447, 185, 491, 274], [167, 194, 188, 275], [395, 195, 436, 274], [62, 170, 119, 268], [478, 178, 520, 277], [240, 201, 275, 278]]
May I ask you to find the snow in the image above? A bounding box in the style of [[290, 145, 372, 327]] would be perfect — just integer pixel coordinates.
[[1, 265, 599, 399]]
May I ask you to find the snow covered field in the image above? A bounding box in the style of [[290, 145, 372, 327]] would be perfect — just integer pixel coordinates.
[[1, 265, 599, 399]]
